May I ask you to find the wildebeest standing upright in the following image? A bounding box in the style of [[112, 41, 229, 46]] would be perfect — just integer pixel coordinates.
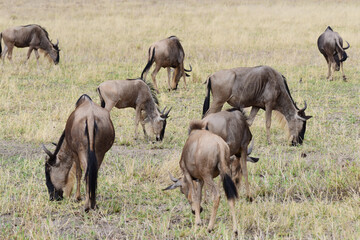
[[191, 108, 259, 200], [42, 95, 115, 211], [317, 26, 350, 81], [203, 65, 312, 146], [97, 78, 171, 141], [164, 122, 238, 234], [141, 36, 192, 92], [0, 24, 60, 65]]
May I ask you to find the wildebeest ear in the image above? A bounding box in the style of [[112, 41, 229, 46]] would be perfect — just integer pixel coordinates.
[[304, 115, 312, 120]]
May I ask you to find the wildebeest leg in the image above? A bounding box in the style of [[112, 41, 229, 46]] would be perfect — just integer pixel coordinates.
[[205, 176, 220, 233], [340, 62, 347, 81], [134, 106, 142, 139], [34, 49, 40, 66], [1, 45, 8, 64], [140, 111, 149, 140], [181, 63, 187, 90], [171, 67, 180, 90], [326, 61, 331, 80], [151, 64, 161, 93], [240, 148, 251, 201], [167, 67, 171, 91], [75, 159, 82, 201], [193, 180, 203, 229], [25, 47, 35, 64], [247, 107, 260, 126], [78, 151, 91, 211], [228, 197, 238, 235], [6, 44, 14, 62], [63, 161, 76, 198], [265, 106, 272, 144]]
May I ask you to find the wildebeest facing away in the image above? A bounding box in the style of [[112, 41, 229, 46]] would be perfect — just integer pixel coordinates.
[[42, 94, 115, 211], [0, 24, 60, 65], [97, 78, 171, 141], [317, 26, 350, 81], [141, 36, 192, 92], [191, 108, 259, 200], [202, 65, 312, 146], [164, 121, 238, 234]]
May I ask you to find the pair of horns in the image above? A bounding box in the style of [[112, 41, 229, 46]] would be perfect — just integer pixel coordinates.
[[298, 101, 307, 113], [160, 107, 172, 118]]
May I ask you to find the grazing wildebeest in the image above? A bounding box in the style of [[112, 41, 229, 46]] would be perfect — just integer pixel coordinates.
[[202, 65, 312, 146], [42, 94, 115, 211], [97, 78, 171, 141], [141, 36, 192, 92], [191, 108, 259, 200], [0, 24, 60, 65], [317, 26, 350, 81], [164, 121, 238, 234]]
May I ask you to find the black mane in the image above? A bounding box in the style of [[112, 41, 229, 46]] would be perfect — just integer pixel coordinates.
[[282, 75, 299, 110]]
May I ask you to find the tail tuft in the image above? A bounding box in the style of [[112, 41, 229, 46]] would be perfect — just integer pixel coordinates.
[[141, 48, 155, 80], [223, 174, 238, 200], [86, 150, 98, 206], [202, 77, 211, 118]]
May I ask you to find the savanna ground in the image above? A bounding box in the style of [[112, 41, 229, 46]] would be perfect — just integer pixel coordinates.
[[0, 0, 359, 239]]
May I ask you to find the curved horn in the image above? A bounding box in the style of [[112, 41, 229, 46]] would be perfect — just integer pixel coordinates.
[[164, 107, 172, 118], [340, 51, 348, 62], [55, 39, 59, 46], [161, 107, 167, 115], [42, 144, 53, 158], [343, 41, 350, 50], [184, 64, 192, 72], [298, 101, 307, 113], [169, 172, 179, 182], [247, 139, 254, 155]]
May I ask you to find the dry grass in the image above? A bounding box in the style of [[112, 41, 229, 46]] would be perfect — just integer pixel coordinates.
[[0, 0, 360, 239]]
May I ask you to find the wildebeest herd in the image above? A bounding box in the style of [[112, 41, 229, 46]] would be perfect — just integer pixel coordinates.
[[0, 24, 350, 234]]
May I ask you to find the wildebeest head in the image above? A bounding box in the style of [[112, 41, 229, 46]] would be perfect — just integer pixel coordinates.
[[163, 173, 203, 214], [47, 39, 60, 65], [153, 107, 172, 141], [333, 49, 348, 71], [42, 132, 65, 201], [288, 101, 312, 146]]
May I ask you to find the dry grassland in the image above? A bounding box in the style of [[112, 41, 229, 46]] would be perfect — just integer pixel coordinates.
[[0, 0, 359, 239]]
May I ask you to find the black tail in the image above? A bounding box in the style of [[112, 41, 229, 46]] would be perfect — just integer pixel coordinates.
[[97, 87, 105, 108], [85, 121, 98, 209], [141, 48, 155, 80], [223, 174, 238, 200], [0, 33, 2, 55], [202, 77, 211, 118]]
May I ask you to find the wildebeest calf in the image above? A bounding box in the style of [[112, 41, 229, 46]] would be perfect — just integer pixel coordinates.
[[164, 121, 238, 234], [192, 108, 258, 200]]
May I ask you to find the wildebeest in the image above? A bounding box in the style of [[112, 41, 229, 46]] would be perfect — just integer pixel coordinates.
[[191, 108, 258, 200], [42, 94, 115, 211], [164, 122, 238, 234], [141, 36, 192, 92], [97, 78, 171, 141], [317, 26, 350, 81], [0, 24, 60, 65], [202, 65, 312, 146]]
